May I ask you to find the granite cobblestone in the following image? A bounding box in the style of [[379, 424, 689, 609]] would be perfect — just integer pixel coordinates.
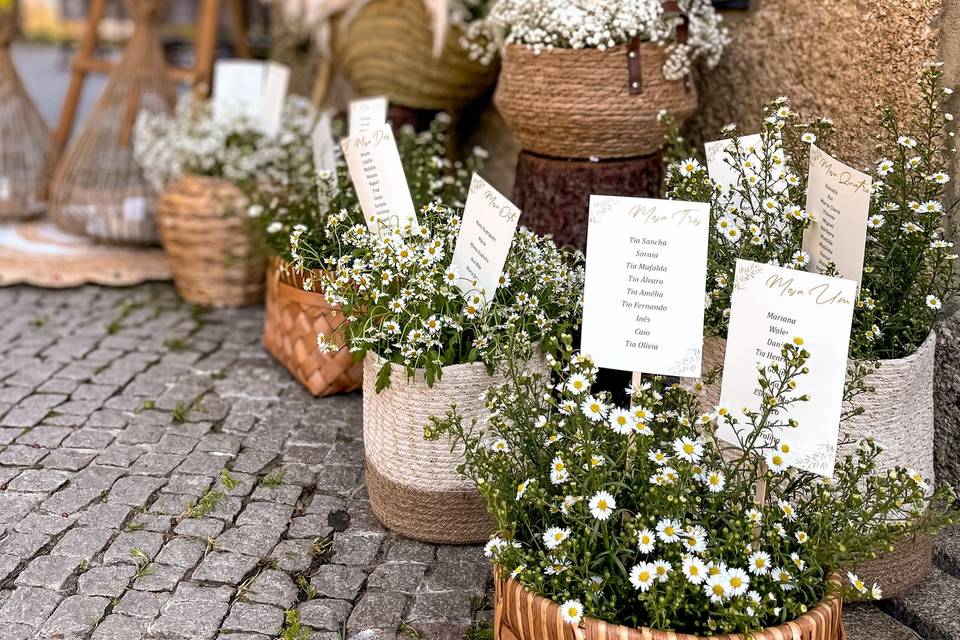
[[0, 284, 953, 639]]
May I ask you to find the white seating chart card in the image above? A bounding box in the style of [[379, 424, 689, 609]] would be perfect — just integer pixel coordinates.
[[801, 144, 872, 285], [581, 196, 710, 377], [705, 133, 787, 209], [212, 60, 290, 136], [450, 175, 522, 304], [348, 96, 389, 136], [718, 259, 857, 476], [341, 124, 418, 234], [312, 111, 338, 190]]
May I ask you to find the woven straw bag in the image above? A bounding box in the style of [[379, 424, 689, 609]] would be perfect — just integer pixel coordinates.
[[0, 11, 53, 220], [262, 258, 363, 397], [363, 352, 546, 543], [333, 0, 500, 110], [494, 42, 697, 160], [155, 174, 264, 307], [49, 0, 176, 243], [494, 570, 846, 640]]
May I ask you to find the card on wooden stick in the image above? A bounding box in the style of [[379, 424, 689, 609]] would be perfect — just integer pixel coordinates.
[[312, 111, 339, 191], [581, 196, 710, 377], [212, 60, 290, 136], [450, 175, 522, 305], [340, 124, 418, 234], [801, 144, 872, 284], [349, 96, 389, 136], [717, 259, 857, 476]]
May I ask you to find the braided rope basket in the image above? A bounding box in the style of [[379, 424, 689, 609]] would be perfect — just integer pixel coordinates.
[[494, 43, 697, 160], [494, 570, 846, 640], [0, 11, 53, 220], [333, 0, 499, 110], [687, 332, 936, 599], [262, 259, 363, 397], [363, 353, 546, 543], [155, 174, 264, 307]]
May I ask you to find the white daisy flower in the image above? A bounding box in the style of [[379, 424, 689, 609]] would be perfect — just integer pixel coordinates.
[[636, 529, 656, 554], [629, 563, 656, 592], [847, 571, 868, 595], [746, 509, 763, 526], [867, 214, 885, 229], [566, 374, 589, 395], [673, 437, 703, 463], [926, 295, 943, 311], [703, 574, 728, 603], [876, 158, 894, 175], [647, 450, 669, 466], [515, 479, 531, 500], [748, 550, 771, 576], [559, 599, 583, 625], [678, 158, 702, 176], [801, 132, 817, 144], [725, 568, 750, 596], [652, 559, 672, 583], [773, 567, 794, 590], [490, 438, 509, 453], [682, 556, 708, 585], [682, 525, 708, 553], [656, 518, 682, 543], [588, 490, 616, 521], [483, 536, 504, 558], [778, 499, 796, 520], [550, 457, 569, 485], [580, 395, 608, 422], [608, 408, 635, 435], [542, 527, 570, 550], [702, 469, 726, 493]]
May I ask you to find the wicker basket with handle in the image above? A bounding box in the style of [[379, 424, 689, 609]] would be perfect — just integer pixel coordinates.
[[334, 0, 499, 110], [262, 258, 363, 397], [494, 570, 846, 640], [155, 174, 264, 307], [494, 38, 697, 160]]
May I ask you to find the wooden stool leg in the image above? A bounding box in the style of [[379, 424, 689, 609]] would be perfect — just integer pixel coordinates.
[[54, 0, 108, 154], [192, 0, 222, 97], [228, 0, 250, 58]]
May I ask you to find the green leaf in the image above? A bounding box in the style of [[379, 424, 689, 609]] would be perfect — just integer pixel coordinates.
[[375, 362, 392, 393]]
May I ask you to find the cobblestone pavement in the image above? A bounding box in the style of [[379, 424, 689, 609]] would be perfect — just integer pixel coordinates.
[[0, 284, 958, 640]]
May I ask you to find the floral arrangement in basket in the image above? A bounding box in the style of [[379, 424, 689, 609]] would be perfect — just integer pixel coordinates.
[[428, 336, 955, 633], [664, 64, 958, 361], [295, 200, 584, 389], [247, 113, 486, 272], [465, 0, 728, 75], [133, 94, 319, 192]]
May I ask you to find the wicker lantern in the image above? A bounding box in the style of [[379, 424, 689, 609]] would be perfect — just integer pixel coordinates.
[[49, 0, 176, 243]]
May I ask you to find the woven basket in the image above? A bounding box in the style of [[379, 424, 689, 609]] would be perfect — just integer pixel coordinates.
[[155, 174, 264, 307], [494, 570, 846, 640], [49, 0, 176, 243], [262, 259, 363, 397], [839, 330, 937, 598], [363, 353, 546, 543], [494, 43, 697, 160], [333, 0, 500, 110], [0, 12, 54, 220]]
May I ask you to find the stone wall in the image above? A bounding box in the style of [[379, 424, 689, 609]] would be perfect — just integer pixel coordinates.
[[688, 0, 947, 169]]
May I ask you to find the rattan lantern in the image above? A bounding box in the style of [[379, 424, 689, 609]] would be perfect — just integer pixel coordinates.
[[0, 9, 53, 220], [50, 0, 176, 243]]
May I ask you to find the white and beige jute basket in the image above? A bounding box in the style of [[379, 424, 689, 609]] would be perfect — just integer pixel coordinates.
[[363, 352, 545, 544], [687, 332, 937, 599], [840, 330, 937, 598]]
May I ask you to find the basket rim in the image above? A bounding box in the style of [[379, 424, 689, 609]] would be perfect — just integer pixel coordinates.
[[495, 566, 843, 639]]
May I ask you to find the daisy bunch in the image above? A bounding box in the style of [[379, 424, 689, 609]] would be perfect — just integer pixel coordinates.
[[428, 335, 954, 633], [245, 111, 485, 270], [464, 0, 728, 77], [665, 63, 958, 361], [305, 202, 583, 389]]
